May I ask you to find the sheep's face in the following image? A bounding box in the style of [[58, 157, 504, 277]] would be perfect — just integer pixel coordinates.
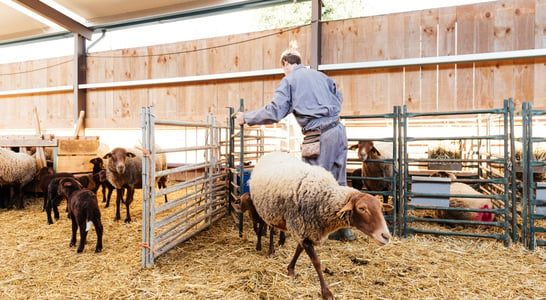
[[341, 192, 391, 246], [90, 157, 104, 170], [103, 148, 136, 175], [349, 141, 378, 161]]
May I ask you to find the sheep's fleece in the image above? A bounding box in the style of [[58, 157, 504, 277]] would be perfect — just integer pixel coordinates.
[[0, 148, 36, 185], [249, 152, 361, 245]]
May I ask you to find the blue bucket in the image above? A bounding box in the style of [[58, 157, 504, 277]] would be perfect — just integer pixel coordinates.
[[236, 170, 251, 193]]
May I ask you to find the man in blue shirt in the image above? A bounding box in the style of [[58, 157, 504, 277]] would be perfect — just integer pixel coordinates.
[[234, 46, 354, 241]]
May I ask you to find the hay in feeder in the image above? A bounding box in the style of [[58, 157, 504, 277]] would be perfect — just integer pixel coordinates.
[[0, 188, 545, 300], [428, 145, 462, 160]]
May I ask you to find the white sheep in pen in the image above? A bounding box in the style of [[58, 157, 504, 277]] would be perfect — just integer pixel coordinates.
[[0, 148, 36, 209], [248, 152, 391, 300]]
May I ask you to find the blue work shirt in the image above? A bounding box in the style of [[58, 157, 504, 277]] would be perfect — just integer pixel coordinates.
[[244, 64, 343, 133], [244, 64, 347, 186]]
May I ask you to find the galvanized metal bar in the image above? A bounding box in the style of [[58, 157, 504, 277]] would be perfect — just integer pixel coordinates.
[[319, 48, 546, 72], [0, 85, 72, 97], [141, 106, 153, 267], [140, 104, 230, 266], [237, 99, 245, 237], [154, 119, 211, 127]]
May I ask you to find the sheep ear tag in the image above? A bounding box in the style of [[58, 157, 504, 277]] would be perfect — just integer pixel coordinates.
[[337, 200, 354, 219]]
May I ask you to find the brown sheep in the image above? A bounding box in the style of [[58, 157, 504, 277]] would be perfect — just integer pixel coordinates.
[[45, 173, 102, 225], [349, 141, 393, 203], [57, 177, 103, 253], [239, 192, 285, 256], [89, 157, 115, 207], [103, 147, 167, 223]]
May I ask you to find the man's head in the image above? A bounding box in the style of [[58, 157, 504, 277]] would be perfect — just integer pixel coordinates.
[[280, 41, 301, 75]]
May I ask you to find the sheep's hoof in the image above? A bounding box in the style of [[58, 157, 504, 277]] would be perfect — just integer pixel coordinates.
[[124, 218, 131, 223], [321, 289, 334, 300], [113, 216, 120, 221], [69, 242, 76, 247], [95, 248, 102, 253], [77, 248, 84, 253]]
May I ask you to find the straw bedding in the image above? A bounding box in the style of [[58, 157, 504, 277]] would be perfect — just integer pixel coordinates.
[[1, 189, 545, 300]]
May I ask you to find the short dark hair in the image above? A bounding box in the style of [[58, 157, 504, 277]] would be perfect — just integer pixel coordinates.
[[280, 52, 301, 66]]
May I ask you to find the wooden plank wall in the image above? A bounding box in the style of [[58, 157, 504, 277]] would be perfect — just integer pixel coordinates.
[[0, 0, 545, 131]]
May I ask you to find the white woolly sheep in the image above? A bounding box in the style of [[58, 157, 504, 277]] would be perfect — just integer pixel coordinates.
[[248, 152, 391, 300], [0, 148, 37, 209], [103, 147, 167, 223], [429, 171, 495, 222], [349, 141, 393, 203]]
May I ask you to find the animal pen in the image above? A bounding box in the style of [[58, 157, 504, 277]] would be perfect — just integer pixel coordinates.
[[401, 99, 517, 246], [138, 97, 546, 266]]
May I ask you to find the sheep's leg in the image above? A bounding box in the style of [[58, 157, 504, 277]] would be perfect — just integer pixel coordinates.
[[256, 221, 265, 252], [45, 200, 54, 225], [287, 243, 304, 279], [301, 238, 333, 300], [114, 188, 123, 221], [94, 219, 103, 253], [268, 226, 275, 256], [53, 201, 60, 220], [279, 231, 286, 246], [105, 186, 114, 208], [42, 192, 48, 211], [101, 184, 107, 203], [14, 184, 24, 209], [69, 218, 78, 248], [124, 187, 134, 223], [77, 221, 88, 253]]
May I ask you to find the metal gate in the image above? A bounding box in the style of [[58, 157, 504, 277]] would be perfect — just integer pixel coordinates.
[[521, 102, 546, 249], [401, 99, 516, 246], [342, 106, 402, 236], [141, 106, 229, 267]]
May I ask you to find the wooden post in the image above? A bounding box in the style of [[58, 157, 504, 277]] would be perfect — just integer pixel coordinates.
[[33, 107, 47, 169], [73, 110, 85, 138], [310, 0, 322, 70]]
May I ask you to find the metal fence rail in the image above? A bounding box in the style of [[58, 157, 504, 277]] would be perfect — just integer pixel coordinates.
[[342, 106, 401, 236], [227, 98, 296, 236], [521, 102, 546, 250], [401, 99, 516, 246], [141, 106, 229, 267]]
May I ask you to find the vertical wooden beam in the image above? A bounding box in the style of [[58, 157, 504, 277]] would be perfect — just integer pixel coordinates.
[[74, 33, 87, 128], [310, 0, 322, 69]]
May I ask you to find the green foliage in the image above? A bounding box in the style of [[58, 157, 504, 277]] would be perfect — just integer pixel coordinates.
[[257, 0, 366, 31]]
